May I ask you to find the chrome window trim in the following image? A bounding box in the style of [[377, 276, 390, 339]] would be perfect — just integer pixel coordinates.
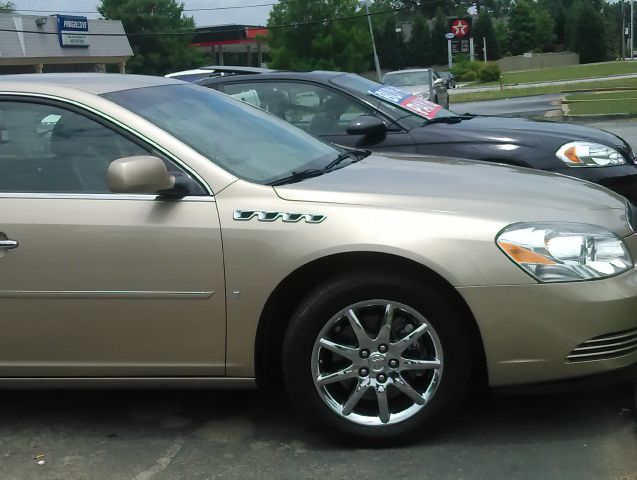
[[0, 192, 214, 202], [0, 91, 215, 197]]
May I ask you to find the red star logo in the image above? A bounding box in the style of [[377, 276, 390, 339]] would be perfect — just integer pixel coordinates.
[[451, 19, 469, 38]]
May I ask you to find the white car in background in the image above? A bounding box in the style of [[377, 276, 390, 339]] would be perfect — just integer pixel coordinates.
[[382, 69, 449, 108]]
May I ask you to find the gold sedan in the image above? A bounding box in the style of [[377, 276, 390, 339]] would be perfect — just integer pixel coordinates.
[[0, 74, 635, 441]]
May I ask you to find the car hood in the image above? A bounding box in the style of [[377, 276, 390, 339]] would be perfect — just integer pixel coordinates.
[[274, 154, 631, 235], [420, 115, 631, 153]]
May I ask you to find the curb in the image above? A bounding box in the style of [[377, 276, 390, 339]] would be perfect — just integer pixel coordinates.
[[561, 90, 637, 120], [563, 113, 637, 121]]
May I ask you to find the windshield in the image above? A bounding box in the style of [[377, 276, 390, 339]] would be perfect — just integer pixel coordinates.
[[331, 74, 457, 126], [104, 84, 339, 184], [383, 71, 430, 87]]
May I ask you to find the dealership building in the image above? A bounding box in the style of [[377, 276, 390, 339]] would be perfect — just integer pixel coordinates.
[[191, 24, 269, 67], [0, 13, 133, 74]]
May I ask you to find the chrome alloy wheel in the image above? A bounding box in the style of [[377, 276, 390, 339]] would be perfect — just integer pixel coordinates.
[[311, 300, 443, 427]]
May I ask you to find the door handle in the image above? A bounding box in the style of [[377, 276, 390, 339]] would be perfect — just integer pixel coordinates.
[[0, 239, 18, 249]]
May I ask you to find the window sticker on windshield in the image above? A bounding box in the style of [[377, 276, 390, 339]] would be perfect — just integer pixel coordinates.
[[369, 86, 442, 120]]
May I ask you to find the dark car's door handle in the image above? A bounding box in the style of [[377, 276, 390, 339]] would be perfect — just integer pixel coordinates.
[[0, 239, 18, 249]]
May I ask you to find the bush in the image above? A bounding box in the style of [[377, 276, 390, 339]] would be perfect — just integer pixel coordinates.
[[462, 71, 478, 82], [450, 61, 483, 82], [467, 61, 482, 73], [478, 63, 501, 82]]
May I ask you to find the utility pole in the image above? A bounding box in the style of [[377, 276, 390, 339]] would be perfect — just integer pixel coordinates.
[[622, 0, 626, 60], [483, 36, 487, 62], [360, 0, 382, 82], [632, 0, 634, 60]]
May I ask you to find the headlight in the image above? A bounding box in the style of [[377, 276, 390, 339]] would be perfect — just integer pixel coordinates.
[[556, 141, 626, 167], [497, 223, 633, 282]]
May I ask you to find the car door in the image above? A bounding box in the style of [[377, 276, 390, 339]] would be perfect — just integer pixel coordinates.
[[219, 80, 418, 153], [0, 98, 226, 377]]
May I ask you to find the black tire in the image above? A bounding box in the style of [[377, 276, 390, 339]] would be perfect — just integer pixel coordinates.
[[282, 271, 472, 443]]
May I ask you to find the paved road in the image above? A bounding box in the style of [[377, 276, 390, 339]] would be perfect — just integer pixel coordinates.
[[0, 385, 635, 480], [451, 94, 563, 118], [449, 73, 637, 94], [575, 118, 637, 151]]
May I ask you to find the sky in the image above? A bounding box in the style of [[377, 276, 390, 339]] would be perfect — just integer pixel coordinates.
[[11, 0, 274, 27]]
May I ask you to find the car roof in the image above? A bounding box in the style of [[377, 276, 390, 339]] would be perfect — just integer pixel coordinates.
[[165, 68, 214, 78], [200, 65, 278, 74], [384, 69, 431, 75], [196, 70, 349, 87], [0, 73, 183, 95], [166, 66, 277, 79]]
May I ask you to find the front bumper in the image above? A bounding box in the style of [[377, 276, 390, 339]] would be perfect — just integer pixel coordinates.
[[457, 266, 637, 387], [549, 165, 637, 205]]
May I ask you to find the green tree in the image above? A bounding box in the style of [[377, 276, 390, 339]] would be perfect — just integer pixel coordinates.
[[508, 0, 537, 55], [494, 19, 510, 56], [408, 13, 433, 67], [398, 0, 454, 17], [374, 15, 407, 70], [431, 7, 449, 65], [474, 9, 501, 60], [531, 6, 556, 51], [267, 0, 370, 72], [0, 2, 14, 13], [566, 0, 606, 63], [98, 0, 206, 75], [552, 0, 568, 45]]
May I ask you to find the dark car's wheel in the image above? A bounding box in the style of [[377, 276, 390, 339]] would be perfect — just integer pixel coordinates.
[[282, 271, 472, 442]]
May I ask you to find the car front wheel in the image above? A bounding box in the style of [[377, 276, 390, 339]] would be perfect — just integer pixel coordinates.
[[282, 272, 472, 442]]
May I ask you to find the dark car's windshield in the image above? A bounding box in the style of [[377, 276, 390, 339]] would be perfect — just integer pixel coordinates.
[[331, 74, 457, 126], [104, 84, 339, 184]]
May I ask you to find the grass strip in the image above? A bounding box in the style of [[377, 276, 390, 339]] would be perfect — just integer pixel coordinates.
[[451, 78, 637, 103]]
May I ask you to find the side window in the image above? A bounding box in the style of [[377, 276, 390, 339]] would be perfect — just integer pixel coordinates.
[[222, 82, 374, 135], [0, 101, 203, 195]]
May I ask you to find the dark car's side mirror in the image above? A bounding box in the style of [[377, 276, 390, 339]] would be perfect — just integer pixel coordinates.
[[347, 115, 387, 139], [108, 155, 176, 195], [433, 78, 445, 87]]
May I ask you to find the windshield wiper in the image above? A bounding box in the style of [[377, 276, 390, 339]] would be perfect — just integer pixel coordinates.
[[422, 115, 474, 126], [269, 169, 327, 186], [270, 150, 370, 186], [324, 149, 370, 170]]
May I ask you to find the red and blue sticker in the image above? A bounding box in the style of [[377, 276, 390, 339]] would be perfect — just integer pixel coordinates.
[[369, 86, 442, 120]]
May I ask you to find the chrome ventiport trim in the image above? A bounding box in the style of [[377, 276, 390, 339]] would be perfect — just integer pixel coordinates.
[[234, 210, 326, 223]]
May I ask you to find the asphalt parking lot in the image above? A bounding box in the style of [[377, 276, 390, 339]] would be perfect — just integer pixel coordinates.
[[1, 117, 636, 480], [0, 384, 635, 480]]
